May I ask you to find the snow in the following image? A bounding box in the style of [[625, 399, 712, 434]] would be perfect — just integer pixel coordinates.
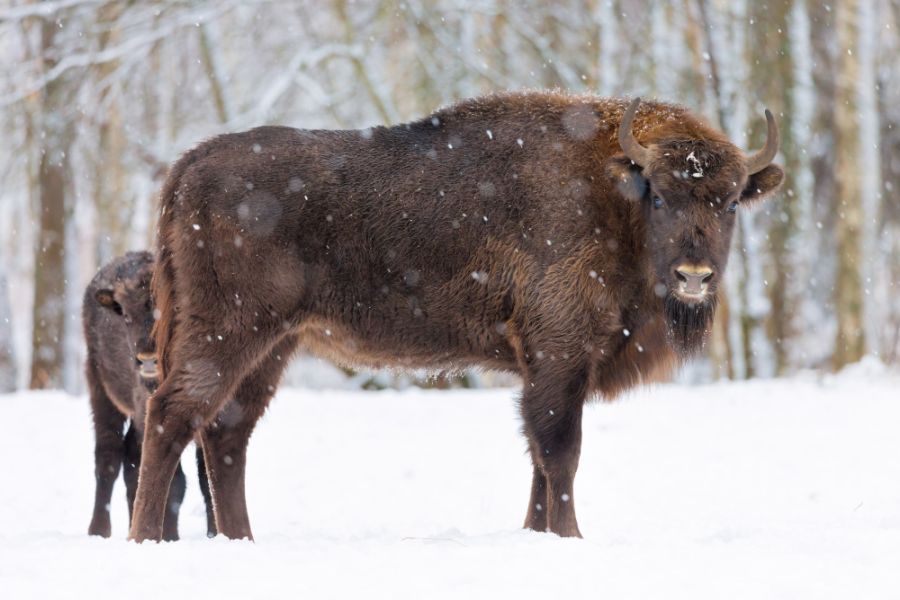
[[1, 369, 899, 599], [686, 150, 704, 178]]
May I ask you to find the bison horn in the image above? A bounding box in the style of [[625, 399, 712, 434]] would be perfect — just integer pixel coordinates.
[[618, 97, 652, 168], [745, 109, 779, 174]]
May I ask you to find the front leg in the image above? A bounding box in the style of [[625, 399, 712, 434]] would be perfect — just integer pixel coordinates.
[[520, 365, 588, 538], [123, 421, 141, 524]]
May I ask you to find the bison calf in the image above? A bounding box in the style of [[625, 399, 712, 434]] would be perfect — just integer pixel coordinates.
[[130, 92, 783, 542], [84, 251, 214, 539]]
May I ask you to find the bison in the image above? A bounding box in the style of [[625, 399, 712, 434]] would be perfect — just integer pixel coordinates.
[[129, 92, 783, 542], [84, 251, 214, 539]]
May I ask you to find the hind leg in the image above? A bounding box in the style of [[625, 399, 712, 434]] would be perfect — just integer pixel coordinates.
[[87, 374, 126, 537], [129, 329, 285, 542], [199, 335, 297, 540], [523, 457, 549, 532], [124, 418, 186, 541], [162, 461, 186, 541]]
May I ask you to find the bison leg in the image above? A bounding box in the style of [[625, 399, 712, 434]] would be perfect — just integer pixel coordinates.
[[196, 446, 217, 538], [87, 378, 126, 537], [197, 420, 258, 541], [129, 331, 286, 542], [520, 366, 587, 538], [127, 377, 192, 542], [125, 420, 188, 541], [199, 335, 297, 540], [161, 461, 186, 541], [523, 461, 549, 532], [122, 419, 186, 540]]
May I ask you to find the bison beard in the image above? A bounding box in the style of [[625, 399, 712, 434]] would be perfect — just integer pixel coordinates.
[[664, 294, 718, 355]]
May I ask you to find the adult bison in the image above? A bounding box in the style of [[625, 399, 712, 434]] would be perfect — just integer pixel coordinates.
[[84, 251, 214, 539], [130, 92, 782, 542]]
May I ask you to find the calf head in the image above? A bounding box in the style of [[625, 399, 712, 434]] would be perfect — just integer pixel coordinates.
[[95, 258, 158, 380], [607, 98, 784, 353]]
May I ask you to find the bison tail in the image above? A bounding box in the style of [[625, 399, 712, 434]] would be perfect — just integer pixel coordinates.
[[151, 149, 202, 380]]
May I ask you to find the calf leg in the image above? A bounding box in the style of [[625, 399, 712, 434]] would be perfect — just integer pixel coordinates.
[[197, 447, 217, 538], [199, 335, 297, 540], [88, 379, 126, 537], [520, 365, 588, 538], [123, 421, 141, 524]]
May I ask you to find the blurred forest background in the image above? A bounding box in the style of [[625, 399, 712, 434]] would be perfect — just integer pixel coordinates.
[[0, 0, 898, 393]]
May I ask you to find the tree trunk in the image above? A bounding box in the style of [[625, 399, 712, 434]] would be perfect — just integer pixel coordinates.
[[855, 0, 881, 360], [805, 0, 840, 370], [877, 15, 900, 364], [694, 0, 738, 378], [832, 0, 866, 369], [753, 0, 798, 376], [0, 270, 15, 393], [335, 0, 394, 124], [30, 138, 68, 389], [93, 1, 131, 264], [596, 0, 618, 97], [198, 23, 231, 125], [29, 17, 74, 390]]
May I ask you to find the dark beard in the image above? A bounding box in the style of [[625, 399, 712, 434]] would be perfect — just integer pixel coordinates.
[[140, 374, 159, 394], [664, 293, 718, 356]]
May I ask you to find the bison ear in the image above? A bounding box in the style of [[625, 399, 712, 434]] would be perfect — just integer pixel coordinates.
[[740, 164, 784, 205], [95, 289, 123, 315], [605, 154, 648, 202]]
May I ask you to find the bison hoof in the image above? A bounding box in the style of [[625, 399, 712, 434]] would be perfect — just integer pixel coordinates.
[[87, 521, 111, 538]]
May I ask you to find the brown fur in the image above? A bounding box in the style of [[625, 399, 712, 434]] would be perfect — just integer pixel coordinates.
[[131, 91, 783, 541]]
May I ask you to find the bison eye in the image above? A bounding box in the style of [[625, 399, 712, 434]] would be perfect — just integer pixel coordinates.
[[727, 201, 738, 214], [652, 196, 664, 209]]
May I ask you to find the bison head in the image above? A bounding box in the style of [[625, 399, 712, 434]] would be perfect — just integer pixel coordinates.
[[607, 98, 784, 353], [95, 258, 158, 380]]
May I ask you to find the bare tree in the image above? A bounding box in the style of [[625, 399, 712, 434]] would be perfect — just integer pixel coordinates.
[[0, 269, 15, 393], [92, 1, 132, 264], [833, 0, 866, 369], [0, 0, 897, 391], [28, 14, 78, 389]]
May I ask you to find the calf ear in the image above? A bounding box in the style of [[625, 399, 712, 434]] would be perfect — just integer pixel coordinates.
[[95, 289, 123, 315], [606, 154, 648, 201], [740, 164, 784, 204]]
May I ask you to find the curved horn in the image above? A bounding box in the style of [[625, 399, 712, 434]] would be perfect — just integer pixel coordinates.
[[745, 109, 779, 174], [618, 97, 652, 168]]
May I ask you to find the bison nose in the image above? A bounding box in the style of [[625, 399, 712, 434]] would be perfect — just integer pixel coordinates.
[[136, 352, 159, 379], [674, 264, 714, 295]]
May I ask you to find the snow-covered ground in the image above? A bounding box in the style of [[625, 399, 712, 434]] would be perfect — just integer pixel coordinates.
[[1, 365, 899, 599]]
